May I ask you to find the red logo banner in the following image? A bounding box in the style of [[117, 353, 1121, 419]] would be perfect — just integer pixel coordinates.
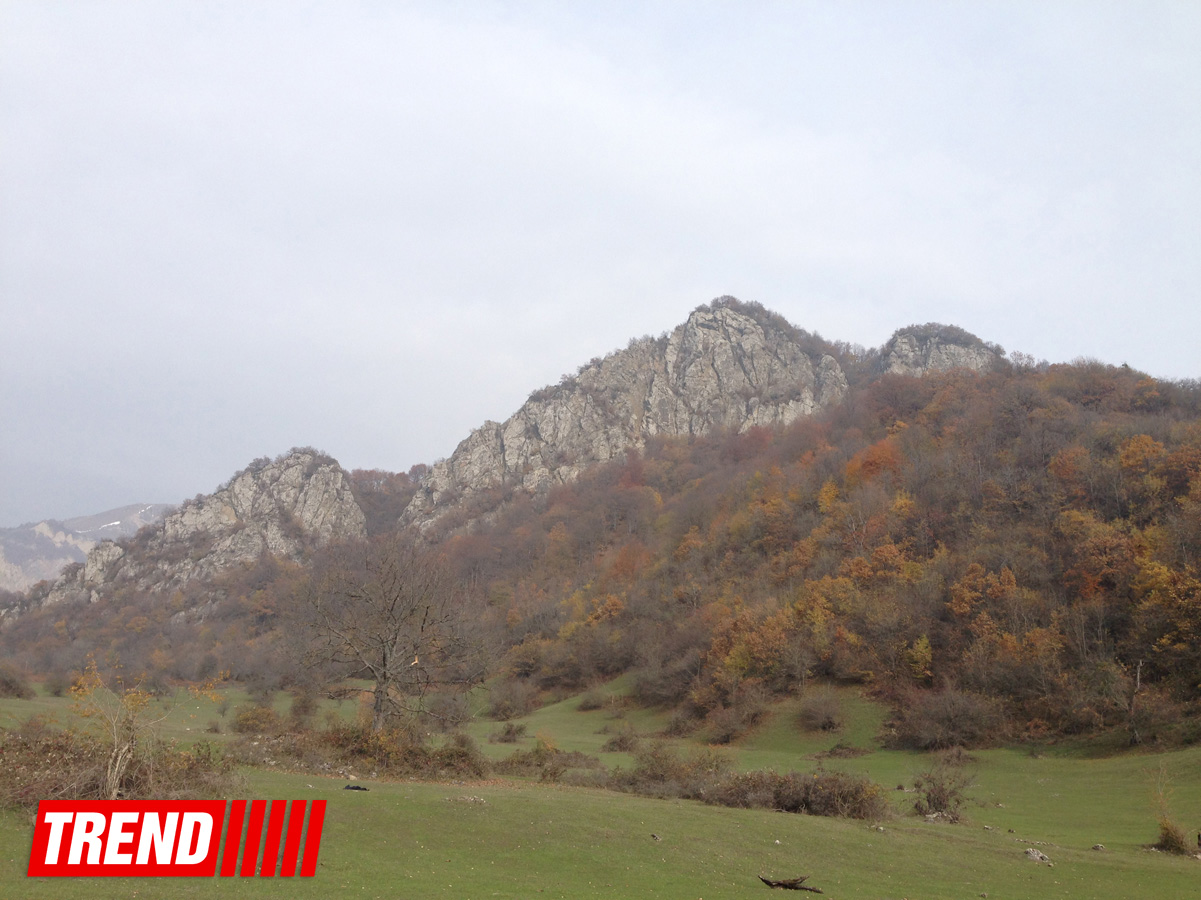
[[28, 800, 326, 877]]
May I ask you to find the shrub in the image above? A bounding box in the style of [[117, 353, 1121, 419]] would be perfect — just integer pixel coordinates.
[[44, 671, 72, 698], [231, 703, 283, 735], [600, 724, 639, 752], [712, 769, 889, 820], [912, 761, 976, 822], [0, 663, 34, 700], [288, 691, 318, 725], [488, 722, 527, 744], [0, 717, 237, 811], [493, 735, 602, 782], [486, 679, 540, 720], [607, 742, 887, 820], [1154, 817, 1192, 855], [576, 690, 605, 711], [797, 688, 842, 732], [889, 689, 1002, 750]]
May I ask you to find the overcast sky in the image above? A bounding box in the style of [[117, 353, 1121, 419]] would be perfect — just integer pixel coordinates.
[[2, 1, 1199, 527]]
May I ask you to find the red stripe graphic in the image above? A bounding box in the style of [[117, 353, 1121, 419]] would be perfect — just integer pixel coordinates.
[[280, 799, 307, 877], [219, 800, 246, 877], [300, 800, 326, 877]]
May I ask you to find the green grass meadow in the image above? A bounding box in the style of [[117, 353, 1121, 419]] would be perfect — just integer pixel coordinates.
[[3, 683, 1200, 899]]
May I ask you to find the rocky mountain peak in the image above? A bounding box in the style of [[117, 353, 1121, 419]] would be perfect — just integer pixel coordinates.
[[42, 449, 366, 605], [404, 298, 848, 526], [881, 323, 1000, 376]]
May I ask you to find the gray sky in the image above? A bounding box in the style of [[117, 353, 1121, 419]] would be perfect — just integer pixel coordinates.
[[2, 1, 1199, 527]]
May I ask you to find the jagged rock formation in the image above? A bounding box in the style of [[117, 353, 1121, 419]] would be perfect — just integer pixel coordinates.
[[42, 450, 365, 605], [405, 303, 1003, 530], [881, 323, 1000, 377], [0, 504, 171, 592], [404, 300, 849, 525]]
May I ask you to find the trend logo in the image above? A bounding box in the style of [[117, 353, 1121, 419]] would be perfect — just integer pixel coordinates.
[[28, 800, 326, 877]]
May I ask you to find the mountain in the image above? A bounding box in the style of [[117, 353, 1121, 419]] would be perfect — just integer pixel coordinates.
[[17, 300, 998, 613], [0, 504, 172, 592], [39, 449, 366, 606], [404, 298, 998, 530]]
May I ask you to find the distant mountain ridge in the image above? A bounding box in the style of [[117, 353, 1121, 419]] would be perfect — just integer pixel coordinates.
[[404, 298, 1000, 529], [13, 299, 1001, 609], [39, 450, 365, 606], [0, 503, 171, 592]]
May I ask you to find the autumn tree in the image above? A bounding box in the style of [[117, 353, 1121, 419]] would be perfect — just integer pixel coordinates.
[[292, 533, 485, 731]]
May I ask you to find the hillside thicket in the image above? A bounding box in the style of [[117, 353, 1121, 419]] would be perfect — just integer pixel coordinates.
[[5, 358, 1200, 744]]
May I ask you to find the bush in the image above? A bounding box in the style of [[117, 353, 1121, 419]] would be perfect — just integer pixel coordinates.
[[488, 722, 527, 744], [912, 760, 976, 822], [797, 688, 842, 732], [0, 663, 34, 700], [289, 692, 318, 725], [1154, 817, 1192, 855], [45, 671, 72, 698], [486, 679, 540, 720], [889, 689, 1002, 750], [600, 724, 639, 752], [576, 690, 605, 711], [231, 703, 283, 735], [0, 717, 237, 811], [493, 735, 602, 782], [712, 768, 889, 820], [607, 742, 887, 820]]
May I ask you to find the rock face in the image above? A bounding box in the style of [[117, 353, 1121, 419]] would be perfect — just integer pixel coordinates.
[[882, 324, 1000, 377], [43, 450, 366, 605], [404, 300, 849, 525]]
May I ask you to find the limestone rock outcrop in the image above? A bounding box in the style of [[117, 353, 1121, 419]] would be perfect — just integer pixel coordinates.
[[43, 450, 365, 605], [881, 324, 1000, 377], [404, 299, 848, 525]]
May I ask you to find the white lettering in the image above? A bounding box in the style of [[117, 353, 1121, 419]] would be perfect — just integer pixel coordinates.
[[41, 811, 74, 864], [103, 811, 139, 865], [174, 812, 213, 865], [135, 811, 179, 865], [67, 812, 106, 865]]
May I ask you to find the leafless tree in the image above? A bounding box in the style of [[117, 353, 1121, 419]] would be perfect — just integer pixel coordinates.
[[293, 532, 485, 732]]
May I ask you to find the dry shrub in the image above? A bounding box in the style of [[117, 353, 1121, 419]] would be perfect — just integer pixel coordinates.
[[487, 678, 540, 720], [576, 690, 605, 711], [493, 735, 602, 782], [889, 689, 1002, 750], [231, 703, 283, 735], [608, 742, 887, 820], [488, 722, 527, 744], [713, 768, 889, 820], [600, 724, 639, 752], [0, 663, 34, 700], [912, 760, 976, 822], [0, 717, 236, 811], [704, 684, 768, 744], [797, 688, 842, 732], [320, 724, 487, 779], [1154, 817, 1192, 855]]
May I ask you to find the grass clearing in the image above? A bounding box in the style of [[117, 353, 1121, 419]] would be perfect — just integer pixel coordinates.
[[2, 683, 1200, 898]]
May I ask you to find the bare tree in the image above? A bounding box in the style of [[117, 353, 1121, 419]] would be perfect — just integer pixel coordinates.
[[294, 532, 484, 732]]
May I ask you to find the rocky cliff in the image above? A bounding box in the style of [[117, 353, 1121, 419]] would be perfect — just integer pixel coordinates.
[[881, 323, 1000, 377], [42, 450, 366, 605], [404, 302, 1002, 529], [404, 299, 849, 525]]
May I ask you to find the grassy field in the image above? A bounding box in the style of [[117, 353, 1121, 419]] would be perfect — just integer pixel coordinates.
[[3, 682, 1200, 899]]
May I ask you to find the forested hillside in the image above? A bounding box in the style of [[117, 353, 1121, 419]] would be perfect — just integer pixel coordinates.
[[3, 341, 1198, 746], [440, 357, 1201, 744]]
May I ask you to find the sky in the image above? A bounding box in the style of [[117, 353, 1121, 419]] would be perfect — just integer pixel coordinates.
[[2, 1, 1199, 527]]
